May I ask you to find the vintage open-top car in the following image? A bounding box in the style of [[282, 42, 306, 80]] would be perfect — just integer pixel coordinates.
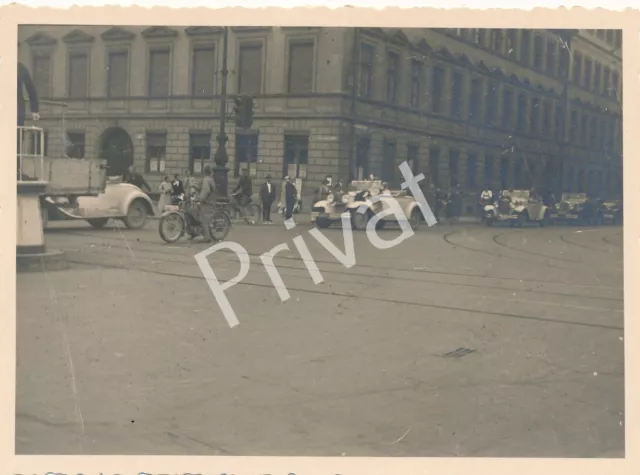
[[483, 189, 551, 227], [601, 199, 623, 225], [549, 193, 589, 224], [42, 176, 156, 229], [311, 180, 424, 230]]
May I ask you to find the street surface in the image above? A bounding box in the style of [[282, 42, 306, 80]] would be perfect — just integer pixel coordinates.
[[16, 218, 624, 457]]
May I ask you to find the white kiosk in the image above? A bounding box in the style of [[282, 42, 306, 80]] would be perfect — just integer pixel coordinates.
[[16, 126, 66, 272]]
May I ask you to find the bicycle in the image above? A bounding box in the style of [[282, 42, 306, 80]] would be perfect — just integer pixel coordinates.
[[230, 192, 261, 224]]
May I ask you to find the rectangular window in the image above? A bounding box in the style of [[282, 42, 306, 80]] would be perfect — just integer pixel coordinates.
[[584, 59, 593, 90], [67, 53, 88, 98], [545, 40, 556, 75], [491, 29, 503, 53], [66, 132, 85, 158], [612, 71, 620, 99], [569, 110, 578, 142], [533, 35, 544, 70], [542, 101, 551, 136], [485, 82, 498, 124], [606, 30, 614, 44], [594, 62, 602, 93], [359, 43, 374, 99], [530, 97, 540, 134], [288, 41, 314, 93], [603, 67, 611, 96], [520, 30, 531, 65], [238, 44, 263, 94], [450, 71, 464, 118], [589, 117, 598, 147], [410, 60, 422, 108], [189, 133, 211, 174], [469, 78, 482, 121], [431, 66, 445, 114], [501, 88, 514, 128], [235, 133, 259, 177], [381, 140, 396, 184], [500, 157, 509, 189], [555, 103, 564, 139], [559, 44, 570, 78], [145, 132, 167, 173], [191, 46, 215, 96], [148, 48, 171, 97], [406, 144, 419, 176], [581, 114, 589, 144], [506, 29, 518, 58], [32, 53, 52, 98], [516, 93, 527, 131], [467, 153, 477, 189], [484, 155, 493, 187], [107, 51, 128, 98], [514, 159, 523, 189], [429, 147, 440, 188], [386, 51, 399, 103], [355, 137, 371, 180], [573, 52, 582, 84], [283, 135, 309, 179], [449, 149, 459, 187]]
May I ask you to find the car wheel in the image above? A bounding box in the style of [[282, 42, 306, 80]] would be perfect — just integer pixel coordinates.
[[517, 212, 527, 228], [351, 209, 369, 231], [409, 208, 421, 231], [485, 217, 494, 227], [315, 218, 331, 229], [123, 199, 149, 229], [87, 218, 109, 229]]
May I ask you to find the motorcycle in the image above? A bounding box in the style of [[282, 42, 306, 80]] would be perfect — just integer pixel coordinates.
[[158, 195, 232, 244]]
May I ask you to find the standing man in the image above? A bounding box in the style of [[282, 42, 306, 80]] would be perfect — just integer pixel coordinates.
[[198, 165, 216, 243], [284, 177, 297, 221], [171, 173, 185, 201], [17, 57, 40, 179], [231, 168, 255, 224], [260, 175, 276, 223]]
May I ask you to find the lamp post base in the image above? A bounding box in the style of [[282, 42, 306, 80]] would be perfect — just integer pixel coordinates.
[[213, 132, 229, 197]]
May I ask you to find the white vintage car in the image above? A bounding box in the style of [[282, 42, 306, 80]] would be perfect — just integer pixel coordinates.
[[484, 189, 551, 227], [310, 180, 424, 231], [601, 199, 623, 225], [42, 176, 155, 229]]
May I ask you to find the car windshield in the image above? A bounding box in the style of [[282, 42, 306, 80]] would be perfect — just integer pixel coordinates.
[[348, 180, 381, 194], [502, 190, 530, 202]]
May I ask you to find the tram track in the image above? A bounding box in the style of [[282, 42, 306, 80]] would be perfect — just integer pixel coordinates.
[[64, 257, 623, 332], [49, 228, 624, 300]]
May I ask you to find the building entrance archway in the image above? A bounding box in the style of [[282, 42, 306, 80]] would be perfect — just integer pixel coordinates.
[[99, 127, 134, 176]]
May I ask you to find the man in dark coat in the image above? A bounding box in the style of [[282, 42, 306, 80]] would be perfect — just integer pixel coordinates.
[[284, 177, 297, 220], [171, 173, 185, 201], [260, 175, 277, 223]]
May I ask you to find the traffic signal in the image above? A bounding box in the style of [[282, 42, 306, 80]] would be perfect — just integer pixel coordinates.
[[234, 96, 254, 129]]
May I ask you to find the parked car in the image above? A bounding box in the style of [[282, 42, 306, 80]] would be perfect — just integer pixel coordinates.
[[41, 177, 155, 229], [549, 193, 589, 224], [483, 189, 551, 227], [310, 180, 424, 231], [601, 199, 623, 225]]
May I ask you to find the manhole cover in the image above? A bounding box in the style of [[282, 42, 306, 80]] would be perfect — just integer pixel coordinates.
[[443, 348, 476, 358]]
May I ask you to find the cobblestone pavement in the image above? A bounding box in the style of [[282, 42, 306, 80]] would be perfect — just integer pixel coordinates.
[[16, 219, 624, 457]]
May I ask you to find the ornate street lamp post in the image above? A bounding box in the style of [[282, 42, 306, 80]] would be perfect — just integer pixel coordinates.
[[213, 26, 230, 197]]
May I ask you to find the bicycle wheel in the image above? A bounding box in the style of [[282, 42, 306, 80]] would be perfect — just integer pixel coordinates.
[[210, 210, 232, 242], [245, 203, 261, 222]]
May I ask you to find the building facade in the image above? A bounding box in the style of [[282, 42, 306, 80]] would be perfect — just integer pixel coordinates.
[[18, 26, 622, 210]]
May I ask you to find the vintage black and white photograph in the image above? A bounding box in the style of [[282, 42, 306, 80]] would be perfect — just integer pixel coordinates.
[[15, 25, 623, 457]]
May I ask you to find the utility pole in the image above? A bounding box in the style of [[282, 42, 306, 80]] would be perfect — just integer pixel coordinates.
[[348, 27, 359, 181], [550, 29, 579, 199], [213, 26, 230, 197]]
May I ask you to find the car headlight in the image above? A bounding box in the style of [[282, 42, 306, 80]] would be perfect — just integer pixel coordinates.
[[327, 194, 334, 203], [341, 195, 349, 204]]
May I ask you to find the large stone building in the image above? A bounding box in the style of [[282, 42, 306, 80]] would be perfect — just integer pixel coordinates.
[[18, 26, 622, 209]]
